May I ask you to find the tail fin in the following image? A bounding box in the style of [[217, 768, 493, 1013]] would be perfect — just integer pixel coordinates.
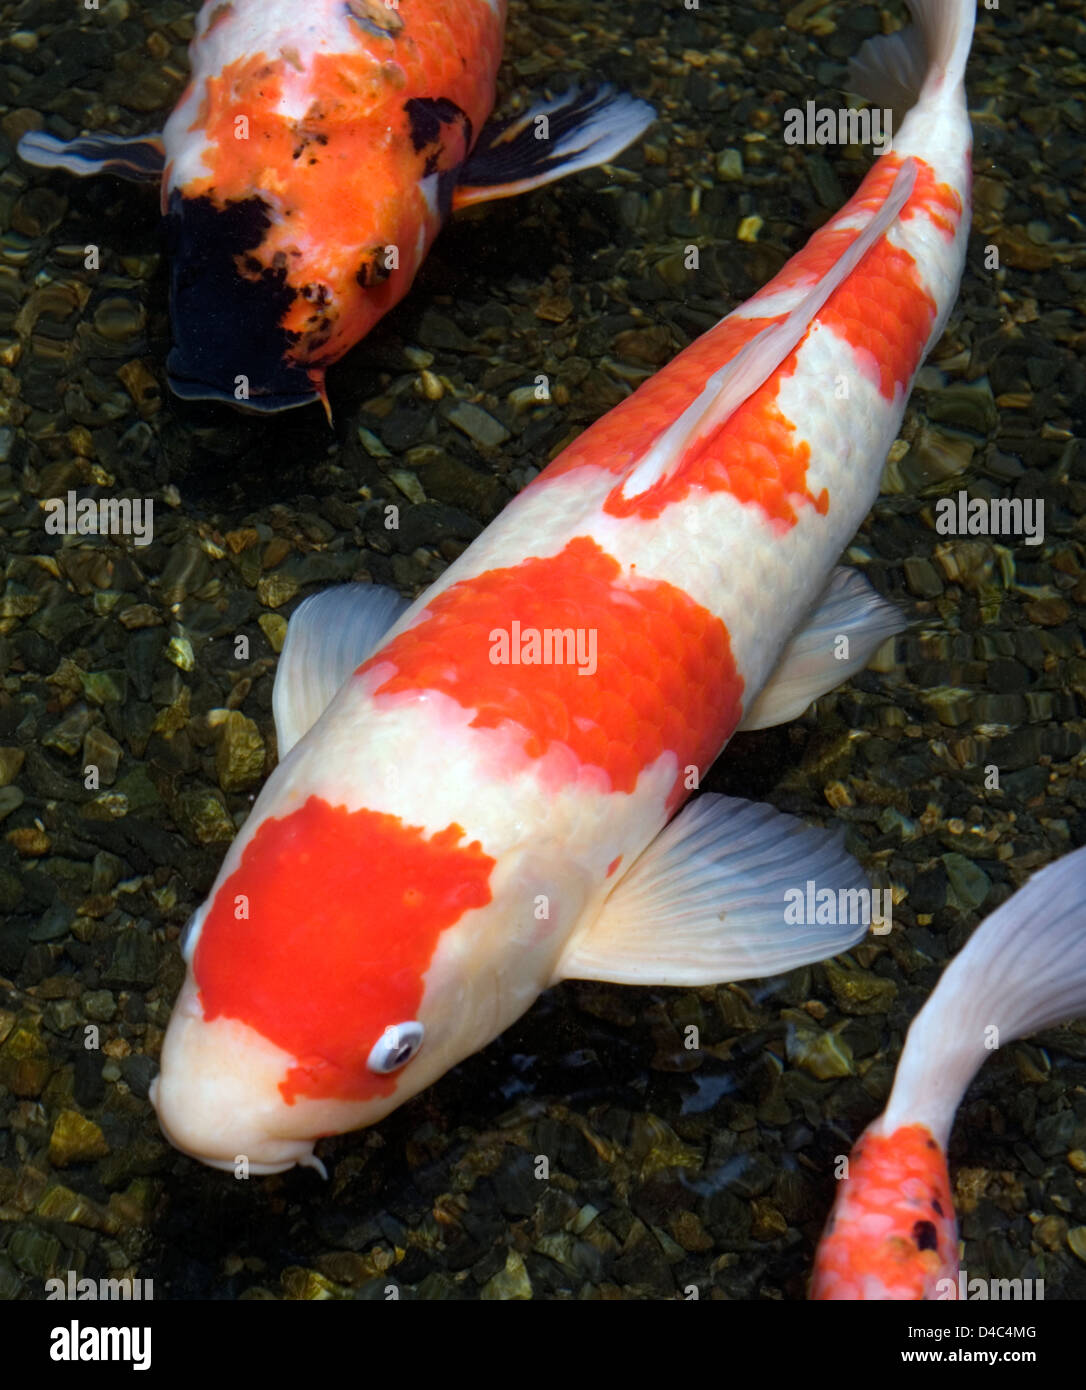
[[879, 845, 1086, 1147], [849, 0, 975, 117]]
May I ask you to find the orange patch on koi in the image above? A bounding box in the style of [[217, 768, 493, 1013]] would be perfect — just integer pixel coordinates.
[[539, 315, 776, 489], [853, 154, 965, 238], [817, 238, 937, 399], [193, 798, 495, 1104], [810, 1124, 958, 1300], [359, 537, 744, 805], [605, 375, 822, 526]]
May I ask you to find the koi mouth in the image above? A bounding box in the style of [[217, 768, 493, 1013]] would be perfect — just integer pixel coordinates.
[[149, 1073, 328, 1177]]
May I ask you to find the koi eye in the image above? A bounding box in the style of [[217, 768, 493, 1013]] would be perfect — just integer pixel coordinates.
[[368, 1022, 424, 1074]]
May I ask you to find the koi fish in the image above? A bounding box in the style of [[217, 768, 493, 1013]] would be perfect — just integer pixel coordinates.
[[149, 0, 974, 1175], [810, 845, 1086, 1300], [17, 0, 653, 414]]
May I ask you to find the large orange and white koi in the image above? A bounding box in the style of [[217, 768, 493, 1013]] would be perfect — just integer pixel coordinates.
[[150, 0, 976, 1174], [18, 0, 653, 413], [811, 845, 1086, 1300]]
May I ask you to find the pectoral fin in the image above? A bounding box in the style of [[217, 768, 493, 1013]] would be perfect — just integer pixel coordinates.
[[738, 567, 905, 731], [273, 584, 412, 757], [17, 129, 165, 182], [555, 793, 872, 986], [453, 85, 654, 211]]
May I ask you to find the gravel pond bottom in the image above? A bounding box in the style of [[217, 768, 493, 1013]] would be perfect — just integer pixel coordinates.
[[0, 0, 1084, 1300]]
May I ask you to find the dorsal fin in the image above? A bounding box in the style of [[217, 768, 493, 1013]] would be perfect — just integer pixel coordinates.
[[620, 157, 918, 501]]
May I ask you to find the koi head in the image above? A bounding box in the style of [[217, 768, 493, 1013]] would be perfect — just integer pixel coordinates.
[[149, 955, 335, 1177], [148, 958, 437, 1177], [163, 190, 339, 414], [149, 892, 487, 1177], [159, 69, 471, 413], [149, 796, 584, 1174]]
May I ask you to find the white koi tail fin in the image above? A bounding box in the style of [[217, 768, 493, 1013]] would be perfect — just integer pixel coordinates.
[[878, 845, 1086, 1149], [849, 0, 974, 118]]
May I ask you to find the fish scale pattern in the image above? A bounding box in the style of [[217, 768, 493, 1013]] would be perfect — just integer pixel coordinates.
[[816, 238, 939, 400], [605, 374, 822, 525], [810, 1124, 959, 1299], [540, 315, 775, 485], [359, 536, 744, 805], [539, 152, 962, 523]]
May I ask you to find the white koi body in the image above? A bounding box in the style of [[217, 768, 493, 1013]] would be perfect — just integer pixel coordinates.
[[150, 0, 977, 1175]]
